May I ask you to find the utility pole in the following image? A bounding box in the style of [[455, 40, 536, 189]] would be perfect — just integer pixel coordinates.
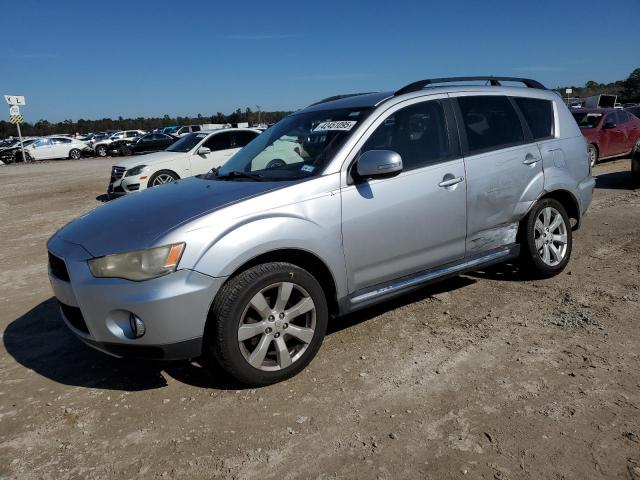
[[256, 105, 262, 125]]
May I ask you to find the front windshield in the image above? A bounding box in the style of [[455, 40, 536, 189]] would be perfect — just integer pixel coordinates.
[[166, 132, 207, 152], [572, 112, 603, 128], [217, 107, 372, 180]]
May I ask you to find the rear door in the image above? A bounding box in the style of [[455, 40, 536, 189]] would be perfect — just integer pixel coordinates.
[[452, 94, 544, 255]]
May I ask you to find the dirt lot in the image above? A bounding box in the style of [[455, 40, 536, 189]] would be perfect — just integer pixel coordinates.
[[0, 157, 639, 479]]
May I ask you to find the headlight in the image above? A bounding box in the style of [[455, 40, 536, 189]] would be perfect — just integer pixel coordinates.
[[88, 243, 185, 281], [125, 165, 148, 177]]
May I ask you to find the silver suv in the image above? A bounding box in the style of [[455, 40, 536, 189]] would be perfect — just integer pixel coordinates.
[[47, 76, 594, 386]]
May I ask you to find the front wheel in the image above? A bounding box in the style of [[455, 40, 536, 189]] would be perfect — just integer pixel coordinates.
[[147, 170, 178, 188], [588, 144, 598, 168], [206, 262, 328, 386], [519, 198, 572, 278]]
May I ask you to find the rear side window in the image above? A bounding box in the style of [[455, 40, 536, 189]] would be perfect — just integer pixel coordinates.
[[361, 99, 452, 171], [457, 96, 524, 154], [616, 111, 629, 124], [514, 97, 554, 140], [233, 130, 259, 147], [204, 132, 233, 151], [192, 125, 201, 132]]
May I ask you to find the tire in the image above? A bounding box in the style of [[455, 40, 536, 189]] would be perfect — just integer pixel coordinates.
[[95, 145, 108, 157], [147, 170, 178, 188], [69, 148, 82, 160], [266, 159, 286, 169], [205, 262, 328, 386], [588, 144, 598, 168], [519, 198, 572, 278]]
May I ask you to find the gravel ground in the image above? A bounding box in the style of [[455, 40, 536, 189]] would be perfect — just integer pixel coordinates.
[[1, 157, 639, 479]]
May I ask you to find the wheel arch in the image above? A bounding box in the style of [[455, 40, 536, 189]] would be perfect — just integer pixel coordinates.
[[520, 188, 581, 235], [219, 248, 339, 317]]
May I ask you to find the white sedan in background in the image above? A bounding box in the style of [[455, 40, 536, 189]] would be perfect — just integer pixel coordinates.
[[24, 136, 92, 161], [107, 128, 261, 197]]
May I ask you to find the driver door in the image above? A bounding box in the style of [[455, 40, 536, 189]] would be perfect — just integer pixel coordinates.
[[189, 131, 236, 173], [341, 97, 467, 293]]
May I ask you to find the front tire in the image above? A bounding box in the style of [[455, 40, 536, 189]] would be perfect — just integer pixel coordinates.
[[147, 170, 178, 188], [206, 262, 328, 386], [520, 198, 572, 278], [588, 144, 598, 168]]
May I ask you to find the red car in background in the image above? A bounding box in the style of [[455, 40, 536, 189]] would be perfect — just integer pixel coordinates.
[[572, 108, 640, 167]]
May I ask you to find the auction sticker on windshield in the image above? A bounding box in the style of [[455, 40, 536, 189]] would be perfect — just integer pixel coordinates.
[[313, 121, 357, 132]]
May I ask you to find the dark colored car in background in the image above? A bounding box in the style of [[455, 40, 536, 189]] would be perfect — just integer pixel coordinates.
[[109, 133, 178, 156], [572, 108, 640, 167], [626, 105, 640, 119]]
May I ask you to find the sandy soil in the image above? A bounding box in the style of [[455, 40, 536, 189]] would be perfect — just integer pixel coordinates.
[[0, 157, 639, 479]]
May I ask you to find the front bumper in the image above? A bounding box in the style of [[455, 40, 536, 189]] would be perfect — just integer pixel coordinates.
[[47, 235, 227, 360], [107, 174, 145, 196]]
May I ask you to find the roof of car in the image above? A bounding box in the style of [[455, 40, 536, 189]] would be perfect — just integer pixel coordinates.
[[572, 107, 615, 114], [300, 84, 559, 114]]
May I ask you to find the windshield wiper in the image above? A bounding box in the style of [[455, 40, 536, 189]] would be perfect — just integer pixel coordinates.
[[214, 170, 266, 181]]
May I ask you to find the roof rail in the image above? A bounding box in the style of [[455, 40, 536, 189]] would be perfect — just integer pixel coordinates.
[[394, 76, 546, 96], [309, 92, 376, 106]]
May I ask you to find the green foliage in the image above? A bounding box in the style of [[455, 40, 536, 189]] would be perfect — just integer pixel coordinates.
[[0, 108, 292, 139], [555, 67, 640, 104]]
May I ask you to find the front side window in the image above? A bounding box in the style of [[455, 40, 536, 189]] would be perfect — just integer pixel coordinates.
[[166, 132, 208, 152], [514, 97, 554, 140], [361, 100, 452, 171], [458, 96, 524, 154], [572, 112, 602, 128], [215, 107, 372, 180]]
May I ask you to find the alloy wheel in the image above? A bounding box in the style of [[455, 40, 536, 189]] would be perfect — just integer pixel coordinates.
[[238, 282, 316, 371], [152, 173, 175, 186], [534, 206, 568, 266]]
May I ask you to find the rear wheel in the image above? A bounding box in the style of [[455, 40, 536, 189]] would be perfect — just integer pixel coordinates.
[[95, 145, 108, 157], [588, 144, 598, 168], [205, 262, 328, 386], [519, 198, 572, 278], [69, 148, 82, 160]]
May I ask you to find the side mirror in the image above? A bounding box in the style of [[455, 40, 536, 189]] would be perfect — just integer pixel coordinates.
[[603, 121, 617, 129], [197, 146, 211, 155], [356, 150, 403, 179]]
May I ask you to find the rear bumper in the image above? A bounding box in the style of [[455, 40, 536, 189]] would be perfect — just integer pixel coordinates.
[[577, 176, 596, 218]]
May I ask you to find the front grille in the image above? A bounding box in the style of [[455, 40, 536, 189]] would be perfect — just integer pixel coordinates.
[[48, 252, 70, 281], [110, 166, 126, 182], [59, 302, 89, 334]]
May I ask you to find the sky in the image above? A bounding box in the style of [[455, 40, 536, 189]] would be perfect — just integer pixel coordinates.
[[3, 0, 639, 122]]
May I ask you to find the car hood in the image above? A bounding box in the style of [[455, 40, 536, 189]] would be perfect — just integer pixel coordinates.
[[54, 177, 285, 256], [114, 151, 185, 169]]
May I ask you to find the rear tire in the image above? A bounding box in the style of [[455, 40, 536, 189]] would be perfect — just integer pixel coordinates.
[[519, 198, 572, 278], [95, 145, 108, 157], [69, 148, 82, 160], [205, 262, 328, 386]]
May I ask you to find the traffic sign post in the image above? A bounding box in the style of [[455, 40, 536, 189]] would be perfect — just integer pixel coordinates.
[[7, 101, 27, 162]]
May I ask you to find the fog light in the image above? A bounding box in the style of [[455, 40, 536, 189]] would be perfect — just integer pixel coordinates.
[[129, 313, 145, 338]]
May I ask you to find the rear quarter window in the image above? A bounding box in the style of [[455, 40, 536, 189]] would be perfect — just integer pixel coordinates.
[[514, 97, 554, 140]]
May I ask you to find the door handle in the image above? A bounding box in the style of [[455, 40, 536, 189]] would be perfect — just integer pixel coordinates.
[[438, 176, 464, 188], [523, 154, 540, 165]]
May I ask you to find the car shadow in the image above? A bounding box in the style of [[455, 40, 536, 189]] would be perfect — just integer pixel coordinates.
[[3, 297, 247, 392], [595, 170, 638, 190], [6, 277, 478, 392], [327, 276, 476, 335], [95, 194, 110, 202]]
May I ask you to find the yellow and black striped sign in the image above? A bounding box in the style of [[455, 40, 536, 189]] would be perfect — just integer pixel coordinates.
[[9, 114, 23, 124]]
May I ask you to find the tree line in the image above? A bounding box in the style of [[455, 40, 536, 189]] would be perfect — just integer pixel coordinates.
[[0, 107, 292, 139], [554, 67, 640, 103]]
